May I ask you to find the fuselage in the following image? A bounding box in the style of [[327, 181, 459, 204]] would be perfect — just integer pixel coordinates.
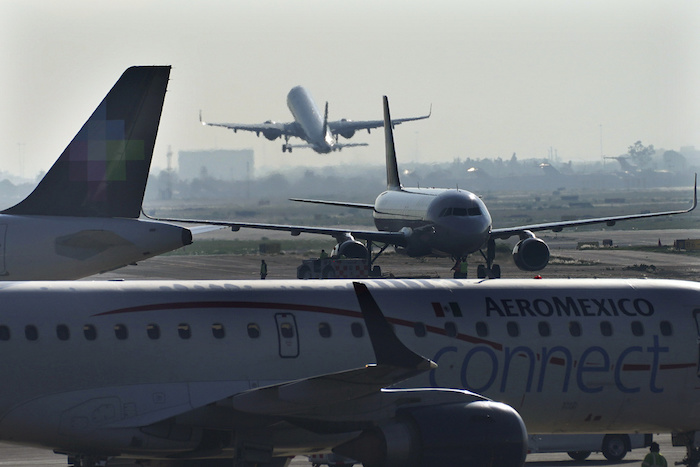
[[286, 86, 335, 153], [0, 278, 696, 456], [0, 216, 191, 280], [373, 187, 492, 257]]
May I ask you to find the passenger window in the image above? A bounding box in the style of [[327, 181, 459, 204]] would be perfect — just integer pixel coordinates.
[[600, 321, 613, 337], [538, 321, 551, 337], [114, 324, 128, 340], [476, 321, 488, 337], [279, 323, 294, 339], [351, 322, 364, 338], [56, 324, 70, 341], [318, 322, 332, 338], [569, 321, 582, 337], [178, 323, 192, 339], [507, 321, 519, 337], [25, 325, 38, 341], [631, 321, 644, 337], [0, 325, 9, 341], [247, 323, 261, 339], [212, 323, 225, 339], [414, 322, 427, 337], [445, 321, 458, 338], [147, 323, 160, 340], [660, 320, 673, 336], [83, 325, 97, 341]]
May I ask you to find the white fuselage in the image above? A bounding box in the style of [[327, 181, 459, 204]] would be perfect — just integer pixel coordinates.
[[373, 187, 492, 257], [286, 86, 334, 153], [0, 278, 696, 457], [0, 216, 190, 280]]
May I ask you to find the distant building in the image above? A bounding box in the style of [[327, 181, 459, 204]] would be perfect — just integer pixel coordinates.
[[178, 149, 254, 181]]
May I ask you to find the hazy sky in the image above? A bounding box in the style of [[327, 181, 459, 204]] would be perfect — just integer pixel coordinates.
[[2, 0, 699, 178]]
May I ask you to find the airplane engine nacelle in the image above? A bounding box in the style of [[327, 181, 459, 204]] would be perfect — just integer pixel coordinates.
[[332, 240, 369, 260], [337, 119, 356, 139], [262, 128, 283, 141], [335, 400, 527, 467], [512, 237, 550, 271]]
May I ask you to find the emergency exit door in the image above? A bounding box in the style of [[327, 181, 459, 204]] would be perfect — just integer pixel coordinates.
[[275, 313, 299, 358]]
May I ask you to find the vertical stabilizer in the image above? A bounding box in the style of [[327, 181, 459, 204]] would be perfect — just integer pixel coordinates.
[[383, 96, 402, 190], [4, 66, 170, 218]]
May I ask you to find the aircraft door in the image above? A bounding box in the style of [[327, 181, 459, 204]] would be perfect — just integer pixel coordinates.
[[695, 309, 700, 378], [275, 313, 299, 358]]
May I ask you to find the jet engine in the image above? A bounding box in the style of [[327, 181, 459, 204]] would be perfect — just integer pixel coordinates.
[[512, 235, 550, 271], [334, 400, 527, 467], [332, 238, 369, 260], [262, 122, 282, 141], [337, 119, 355, 139]]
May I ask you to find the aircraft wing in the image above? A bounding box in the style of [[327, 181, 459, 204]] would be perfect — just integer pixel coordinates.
[[491, 174, 697, 240], [106, 282, 436, 428], [289, 197, 376, 209], [199, 111, 299, 137], [328, 105, 431, 133], [143, 214, 408, 246]]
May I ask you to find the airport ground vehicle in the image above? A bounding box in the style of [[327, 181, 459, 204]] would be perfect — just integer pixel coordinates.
[[528, 433, 653, 461], [296, 257, 368, 279]]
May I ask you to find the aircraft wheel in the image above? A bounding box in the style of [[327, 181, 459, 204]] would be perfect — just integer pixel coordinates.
[[602, 434, 628, 461], [477, 264, 487, 279], [297, 265, 312, 279], [491, 264, 501, 278], [321, 265, 336, 279], [370, 265, 382, 277], [567, 451, 591, 461]]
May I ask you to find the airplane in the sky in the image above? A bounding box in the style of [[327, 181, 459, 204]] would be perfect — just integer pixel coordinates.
[[199, 85, 431, 154], [155, 96, 697, 278], [0, 66, 198, 280], [1, 277, 699, 467]]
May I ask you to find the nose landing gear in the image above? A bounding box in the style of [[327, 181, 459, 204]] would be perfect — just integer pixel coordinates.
[[478, 238, 501, 279]]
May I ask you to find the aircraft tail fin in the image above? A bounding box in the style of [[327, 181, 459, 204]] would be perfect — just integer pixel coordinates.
[[3, 66, 170, 218], [383, 96, 402, 190]]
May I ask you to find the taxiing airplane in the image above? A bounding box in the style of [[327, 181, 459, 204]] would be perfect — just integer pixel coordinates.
[[1, 277, 699, 467], [199, 85, 431, 154], [155, 96, 697, 278], [1, 66, 195, 280]]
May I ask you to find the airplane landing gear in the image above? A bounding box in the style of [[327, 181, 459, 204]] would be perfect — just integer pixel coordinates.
[[478, 239, 501, 278], [282, 144, 292, 153], [674, 432, 700, 467]]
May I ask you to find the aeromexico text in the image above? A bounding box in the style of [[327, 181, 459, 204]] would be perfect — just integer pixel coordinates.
[[484, 296, 654, 318]]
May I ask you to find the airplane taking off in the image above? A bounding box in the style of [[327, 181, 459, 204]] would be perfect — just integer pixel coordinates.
[[199, 85, 431, 154], [155, 96, 697, 278], [0, 66, 195, 280], [1, 277, 700, 466]]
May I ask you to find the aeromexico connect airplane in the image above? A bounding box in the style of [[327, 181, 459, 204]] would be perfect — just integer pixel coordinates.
[[199, 85, 431, 154], [157, 96, 697, 279], [1, 66, 201, 280], [1, 278, 700, 466]]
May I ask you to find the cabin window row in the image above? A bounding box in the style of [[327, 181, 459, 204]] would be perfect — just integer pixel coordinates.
[[411, 319, 673, 338], [0, 321, 367, 342]]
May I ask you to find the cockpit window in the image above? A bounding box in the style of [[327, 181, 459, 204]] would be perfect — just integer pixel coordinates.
[[439, 206, 481, 217]]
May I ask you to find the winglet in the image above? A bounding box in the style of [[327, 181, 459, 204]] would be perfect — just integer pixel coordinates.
[[353, 282, 435, 370], [383, 96, 402, 190], [691, 173, 697, 212], [3, 66, 170, 218]]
